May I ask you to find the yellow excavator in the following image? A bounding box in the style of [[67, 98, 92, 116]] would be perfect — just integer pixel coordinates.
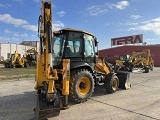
[[26, 48, 37, 66], [34, 0, 131, 119], [4, 50, 28, 68], [115, 49, 154, 73]]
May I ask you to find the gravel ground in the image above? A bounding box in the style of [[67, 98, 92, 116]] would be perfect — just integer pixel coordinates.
[[0, 68, 160, 120]]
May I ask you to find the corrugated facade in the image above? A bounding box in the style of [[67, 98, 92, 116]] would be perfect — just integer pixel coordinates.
[[99, 45, 160, 67], [0, 43, 35, 60]]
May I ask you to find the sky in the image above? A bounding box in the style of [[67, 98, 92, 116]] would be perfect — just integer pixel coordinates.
[[0, 0, 160, 49]]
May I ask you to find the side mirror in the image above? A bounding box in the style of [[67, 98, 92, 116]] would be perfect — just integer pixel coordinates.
[[94, 38, 98, 47]]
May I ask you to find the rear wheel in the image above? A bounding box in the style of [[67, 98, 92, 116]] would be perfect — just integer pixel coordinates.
[[69, 69, 95, 103], [105, 73, 119, 94]]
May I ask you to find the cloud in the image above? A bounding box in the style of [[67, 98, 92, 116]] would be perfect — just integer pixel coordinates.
[[0, 36, 19, 42], [0, 4, 6, 7], [86, 5, 108, 16], [4, 29, 13, 34], [0, 14, 65, 33], [22, 24, 38, 32], [4, 29, 28, 38], [12, 0, 23, 2], [53, 21, 64, 31], [0, 14, 38, 32], [109, 1, 129, 10], [85, 1, 129, 16], [131, 15, 141, 19], [14, 33, 28, 37], [126, 22, 139, 26], [33, 0, 39, 2], [0, 14, 28, 27], [129, 17, 160, 35], [57, 11, 66, 17]]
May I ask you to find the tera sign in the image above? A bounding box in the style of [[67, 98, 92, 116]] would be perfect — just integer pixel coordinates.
[[111, 34, 143, 46]]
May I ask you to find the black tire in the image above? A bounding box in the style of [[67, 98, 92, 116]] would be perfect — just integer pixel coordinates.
[[24, 63, 29, 68], [69, 69, 95, 103], [144, 67, 149, 73], [12, 64, 15, 68], [105, 73, 119, 94], [5, 63, 8, 68]]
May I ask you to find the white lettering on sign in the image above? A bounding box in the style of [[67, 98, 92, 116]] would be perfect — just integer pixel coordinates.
[[111, 34, 143, 46]]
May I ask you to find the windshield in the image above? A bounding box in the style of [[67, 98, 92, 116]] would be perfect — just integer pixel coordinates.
[[65, 32, 83, 58]]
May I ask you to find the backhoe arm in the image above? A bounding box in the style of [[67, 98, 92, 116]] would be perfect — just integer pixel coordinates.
[[34, 0, 60, 119]]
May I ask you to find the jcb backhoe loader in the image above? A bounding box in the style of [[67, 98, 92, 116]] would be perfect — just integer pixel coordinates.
[[115, 49, 154, 73], [35, 0, 131, 119], [4, 50, 28, 68], [26, 48, 37, 66]]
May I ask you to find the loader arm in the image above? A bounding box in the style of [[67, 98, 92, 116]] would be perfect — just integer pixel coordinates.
[[115, 49, 154, 73], [11, 51, 19, 65]]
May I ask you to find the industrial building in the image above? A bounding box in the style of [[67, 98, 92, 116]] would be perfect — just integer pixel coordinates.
[[99, 44, 160, 67], [0, 41, 39, 60], [99, 34, 160, 67]]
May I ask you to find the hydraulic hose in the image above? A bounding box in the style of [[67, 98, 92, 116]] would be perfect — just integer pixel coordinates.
[[47, 21, 52, 53]]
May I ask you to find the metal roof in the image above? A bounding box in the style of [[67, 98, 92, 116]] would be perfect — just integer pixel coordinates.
[[53, 28, 95, 37]]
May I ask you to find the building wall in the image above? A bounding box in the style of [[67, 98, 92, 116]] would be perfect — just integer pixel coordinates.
[[99, 45, 160, 67], [0, 43, 35, 60]]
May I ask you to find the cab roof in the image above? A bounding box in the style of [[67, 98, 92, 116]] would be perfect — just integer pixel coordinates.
[[53, 28, 95, 37]]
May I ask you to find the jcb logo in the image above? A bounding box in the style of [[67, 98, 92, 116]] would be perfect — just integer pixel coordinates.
[[111, 34, 143, 46]]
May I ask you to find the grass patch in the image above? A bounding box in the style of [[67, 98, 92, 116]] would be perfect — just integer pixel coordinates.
[[0, 67, 36, 80]]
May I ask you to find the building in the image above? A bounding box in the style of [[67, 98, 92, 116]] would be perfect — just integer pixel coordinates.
[[0, 41, 39, 60], [99, 45, 160, 67], [20, 41, 39, 50]]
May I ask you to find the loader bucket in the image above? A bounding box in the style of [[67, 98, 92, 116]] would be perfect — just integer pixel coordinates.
[[35, 92, 60, 120], [116, 73, 131, 89]]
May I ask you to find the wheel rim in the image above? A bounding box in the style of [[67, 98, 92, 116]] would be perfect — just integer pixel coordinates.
[[112, 78, 118, 91], [78, 77, 91, 96]]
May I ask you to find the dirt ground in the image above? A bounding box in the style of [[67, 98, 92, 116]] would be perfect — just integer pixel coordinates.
[[0, 68, 160, 120]]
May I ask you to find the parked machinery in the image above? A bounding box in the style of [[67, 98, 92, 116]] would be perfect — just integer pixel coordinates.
[[0, 56, 4, 64], [26, 48, 37, 66], [115, 49, 154, 73], [34, 1, 131, 119], [4, 50, 28, 68]]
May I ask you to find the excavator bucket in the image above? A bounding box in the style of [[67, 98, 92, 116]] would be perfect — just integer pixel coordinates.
[[117, 72, 131, 89], [35, 92, 61, 120]]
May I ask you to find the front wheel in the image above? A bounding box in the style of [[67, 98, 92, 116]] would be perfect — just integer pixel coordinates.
[[105, 73, 119, 94], [24, 63, 29, 68], [69, 69, 95, 103]]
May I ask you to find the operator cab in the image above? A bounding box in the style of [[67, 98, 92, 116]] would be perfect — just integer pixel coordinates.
[[53, 28, 98, 69]]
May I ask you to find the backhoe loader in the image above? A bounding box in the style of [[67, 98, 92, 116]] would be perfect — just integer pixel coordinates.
[[4, 50, 28, 68], [115, 49, 154, 73], [35, 0, 131, 119], [26, 48, 37, 66]]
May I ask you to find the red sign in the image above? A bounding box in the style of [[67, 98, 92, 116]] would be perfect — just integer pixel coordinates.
[[111, 34, 143, 46]]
